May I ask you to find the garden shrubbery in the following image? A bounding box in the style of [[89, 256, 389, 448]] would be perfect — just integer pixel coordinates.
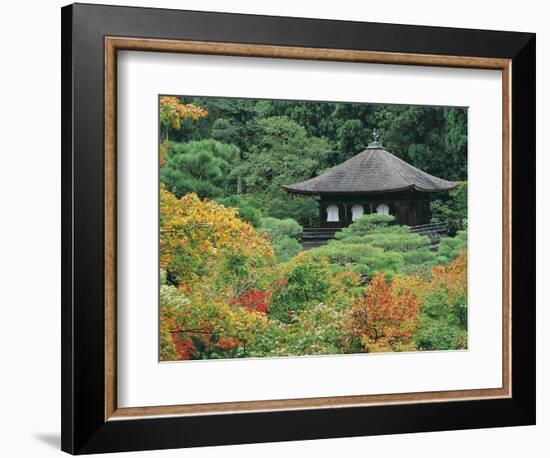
[[309, 214, 438, 278], [160, 191, 468, 360], [431, 182, 468, 234], [258, 217, 303, 262]]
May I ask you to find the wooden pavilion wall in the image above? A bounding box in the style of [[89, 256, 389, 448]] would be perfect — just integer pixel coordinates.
[[319, 192, 431, 228]]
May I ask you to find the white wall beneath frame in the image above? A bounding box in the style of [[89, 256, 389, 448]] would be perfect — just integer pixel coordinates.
[[0, 0, 545, 457]]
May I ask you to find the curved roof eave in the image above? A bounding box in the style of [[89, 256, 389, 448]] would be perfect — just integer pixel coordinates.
[[283, 147, 461, 195], [283, 182, 459, 195]]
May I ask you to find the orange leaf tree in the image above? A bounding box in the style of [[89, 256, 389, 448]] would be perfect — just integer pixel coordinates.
[[346, 272, 419, 353]]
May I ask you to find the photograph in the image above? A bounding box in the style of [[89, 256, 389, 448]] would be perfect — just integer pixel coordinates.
[[159, 95, 468, 361]]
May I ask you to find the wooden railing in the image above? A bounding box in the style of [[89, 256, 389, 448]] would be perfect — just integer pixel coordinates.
[[301, 227, 342, 239], [409, 222, 448, 236]]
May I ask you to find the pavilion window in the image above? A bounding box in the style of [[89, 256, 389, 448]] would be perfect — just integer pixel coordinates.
[[376, 203, 390, 215], [351, 204, 364, 221], [326, 204, 339, 222]]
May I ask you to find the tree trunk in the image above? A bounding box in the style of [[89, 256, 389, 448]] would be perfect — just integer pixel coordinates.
[[237, 174, 242, 194]]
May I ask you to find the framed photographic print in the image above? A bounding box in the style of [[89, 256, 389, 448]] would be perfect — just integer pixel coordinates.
[[61, 3, 536, 454]]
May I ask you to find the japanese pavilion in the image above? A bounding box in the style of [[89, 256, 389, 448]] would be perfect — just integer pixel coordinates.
[[284, 139, 458, 230]]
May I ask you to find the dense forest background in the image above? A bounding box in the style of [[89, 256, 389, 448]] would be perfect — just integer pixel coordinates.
[[159, 96, 468, 361], [161, 96, 468, 228]]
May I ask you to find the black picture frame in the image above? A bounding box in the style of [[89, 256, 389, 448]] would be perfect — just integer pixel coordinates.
[[61, 3, 535, 454]]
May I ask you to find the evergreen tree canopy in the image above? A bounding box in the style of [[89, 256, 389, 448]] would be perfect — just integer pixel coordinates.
[[161, 140, 239, 198], [239, 116, 332, 193]]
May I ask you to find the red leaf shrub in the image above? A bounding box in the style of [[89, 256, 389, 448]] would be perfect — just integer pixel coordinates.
[[231, 289, 272, 314]]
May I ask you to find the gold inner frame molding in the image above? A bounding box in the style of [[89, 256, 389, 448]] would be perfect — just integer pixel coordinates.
[[104, 36, 512, 421]]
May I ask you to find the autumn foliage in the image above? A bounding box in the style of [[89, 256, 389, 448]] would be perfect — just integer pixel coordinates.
[[159, 97, 209, 164], [413, 250, 468, 349], [346, 273, 419, 353], [431, 249, 467, 299], [231, 289, 272, 314], [160, 96, 208, 134], [160, 187, 274, 291], [159, 189, 275, 360], [159, 185, 468, 360]]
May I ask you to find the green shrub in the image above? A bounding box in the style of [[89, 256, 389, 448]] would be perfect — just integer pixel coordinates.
[[413, 317, 467, 351], [258, 216, 303, 262], [251, 190, 319, 227], [335, 214, 396, 239], [270, 254, 331, 322], [361, 232, 431, 251], [216, 194, 262, 227], [248, 302, 345, 357], [431, 182, 468, 234], [259, 216, 302, 240], [309, 242, 405, 278], [310, 215, 437, 279], [437, 230, 467, 264], [414, 254, 468, 350], [272, 236, 302, 263]]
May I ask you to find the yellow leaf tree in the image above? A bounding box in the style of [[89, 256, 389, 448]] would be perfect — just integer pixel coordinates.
[[159, 96, 208, 165], [159, 187, 276, 360], [160, 187, 274, 291], [160, 96, 208, 141]]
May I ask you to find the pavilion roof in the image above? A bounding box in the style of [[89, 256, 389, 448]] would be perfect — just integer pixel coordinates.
[[284, 146, 459, 195]]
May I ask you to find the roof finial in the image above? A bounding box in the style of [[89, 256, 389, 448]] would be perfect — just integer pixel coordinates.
[[367, 128, 383, 149]]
